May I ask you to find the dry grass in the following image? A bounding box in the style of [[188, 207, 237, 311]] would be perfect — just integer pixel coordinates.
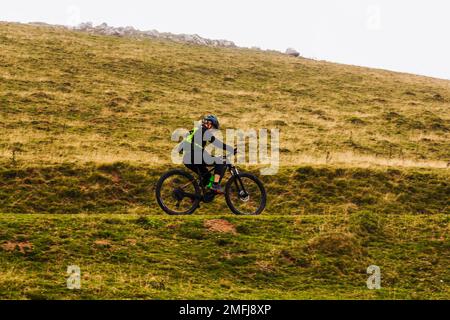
[[282, 152, 448, 169], [1, 22, 449, 169]]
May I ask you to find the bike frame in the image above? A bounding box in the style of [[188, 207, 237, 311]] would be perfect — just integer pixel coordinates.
[[178, 161, 248, 202]]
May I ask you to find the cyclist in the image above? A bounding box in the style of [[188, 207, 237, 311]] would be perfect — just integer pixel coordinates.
[[178, 115, 235, 194]]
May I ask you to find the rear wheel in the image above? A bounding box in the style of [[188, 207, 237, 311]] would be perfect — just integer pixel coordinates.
[[155, 170, 201, 215], [225, 173, 266, 215]]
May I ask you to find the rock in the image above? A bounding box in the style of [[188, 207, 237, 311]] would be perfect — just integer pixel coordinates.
[[70, 22, 237, 48], [95, 23, 116, 36], [76, 22, 93, 30], [285, 48, 300, 57], [143, 30, 159, 37], [123, 26, 136, 35], [219, 40, 236, 47], [97, 22, 108, 30], [28, 22, 51, 26]]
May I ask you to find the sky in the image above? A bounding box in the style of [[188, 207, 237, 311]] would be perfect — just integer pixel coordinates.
[[1, 0, 450, 80]]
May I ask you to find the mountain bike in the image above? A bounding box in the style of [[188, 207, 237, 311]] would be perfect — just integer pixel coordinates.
[[155, 156, 266, 215]]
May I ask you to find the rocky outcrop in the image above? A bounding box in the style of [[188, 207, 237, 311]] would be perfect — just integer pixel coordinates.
[[72, 22, 237, 48], [285, 48, 300, 57], [25, 21, 303, 57]]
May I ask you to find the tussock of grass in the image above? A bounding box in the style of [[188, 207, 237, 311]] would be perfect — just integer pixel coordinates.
[[307, 232, 362, 257]]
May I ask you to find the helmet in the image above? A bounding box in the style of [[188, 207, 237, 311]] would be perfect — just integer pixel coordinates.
[[203, 114, 219, 129]]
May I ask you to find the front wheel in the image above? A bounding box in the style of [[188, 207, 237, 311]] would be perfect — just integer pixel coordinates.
[[225, 173, 266, 215]]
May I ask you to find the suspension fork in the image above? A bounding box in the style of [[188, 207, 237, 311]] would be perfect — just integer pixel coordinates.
[[230, 166, 248, 196]]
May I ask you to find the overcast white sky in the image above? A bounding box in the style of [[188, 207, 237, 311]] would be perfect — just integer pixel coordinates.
[[2, 0, 450, 80]]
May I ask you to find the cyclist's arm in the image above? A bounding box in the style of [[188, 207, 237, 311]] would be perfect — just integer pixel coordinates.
[[209, 135, 234, 154], [176, 130, 193, 154]]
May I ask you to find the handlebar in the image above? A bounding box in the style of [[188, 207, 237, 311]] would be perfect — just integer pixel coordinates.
[[222, 148, 238, 159], [220, 148, 238, 167]]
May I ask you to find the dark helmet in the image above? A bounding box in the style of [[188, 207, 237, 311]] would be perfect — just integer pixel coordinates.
[[203, 114, 219, 129]]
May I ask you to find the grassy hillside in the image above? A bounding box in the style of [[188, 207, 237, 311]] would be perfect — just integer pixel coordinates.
[[0, 22, 448, 300], [0, 214, 448, 299], [0, 163, 448, 215], [1, 22, 449, 168]]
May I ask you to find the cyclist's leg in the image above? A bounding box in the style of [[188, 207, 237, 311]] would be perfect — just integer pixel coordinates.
[[214, 162, 226, 183], [184, 151, 215, 186], [184, 163, 211, 186], [202, 157, 225, 194], [208, 156, 226, 193]]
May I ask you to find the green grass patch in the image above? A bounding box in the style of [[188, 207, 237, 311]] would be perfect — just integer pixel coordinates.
[[0, 214, 448, 299]]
